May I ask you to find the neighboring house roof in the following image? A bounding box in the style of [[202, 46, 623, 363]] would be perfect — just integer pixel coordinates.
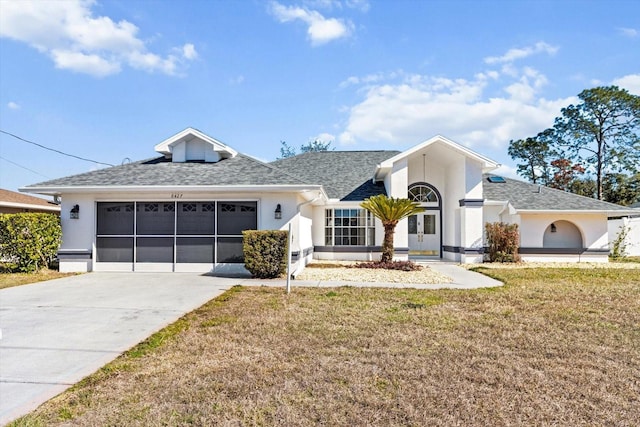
[[270, 150, 400, 201], [22, 154, 319, 195], [0, 188, 60, 212], [483, 174, 637, 215]]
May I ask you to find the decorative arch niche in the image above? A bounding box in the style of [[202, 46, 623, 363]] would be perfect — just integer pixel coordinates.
[[543, 220, 583, 248]]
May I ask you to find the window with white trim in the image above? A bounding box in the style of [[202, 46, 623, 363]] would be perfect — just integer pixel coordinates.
[[325, 208, 375, 246]]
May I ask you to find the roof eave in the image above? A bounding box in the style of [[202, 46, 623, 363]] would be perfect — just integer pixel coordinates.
[[0, 201, 61, 212], [516, 209, 639, 217], [20, 184, 326, 197]]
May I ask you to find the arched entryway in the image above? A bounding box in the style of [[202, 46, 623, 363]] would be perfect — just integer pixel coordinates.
[[407, 183, 442, 257], [543, 220, 583, 248]]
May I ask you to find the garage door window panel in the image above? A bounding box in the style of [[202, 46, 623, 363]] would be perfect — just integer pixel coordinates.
[[218, 202, 257, 235], [136, 202, 175, 235], [177, 202, 215, 235], [96, 237, 133, 262], [176, 237, 215, 263], [136, 237, 174, 263]]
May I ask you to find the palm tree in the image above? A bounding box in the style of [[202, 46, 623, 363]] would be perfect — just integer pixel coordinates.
[[360, 194, 425, 262]]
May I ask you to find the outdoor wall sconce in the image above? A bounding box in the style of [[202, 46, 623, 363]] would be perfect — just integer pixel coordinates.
[[550, 223, 557, 233], [70, 204, 80, 219], [274, 204, 282, 219]]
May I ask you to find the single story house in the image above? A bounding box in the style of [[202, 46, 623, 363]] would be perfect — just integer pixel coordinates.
[[21, 128, 637, 273], [0, 188, 60, 214]]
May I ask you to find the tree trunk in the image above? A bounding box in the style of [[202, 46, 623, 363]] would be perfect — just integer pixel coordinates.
[[381, 222, 397, 263]]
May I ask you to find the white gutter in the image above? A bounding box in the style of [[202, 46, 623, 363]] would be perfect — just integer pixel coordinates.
[[0, 201, 60, 212], [20, 184, 327, 196]]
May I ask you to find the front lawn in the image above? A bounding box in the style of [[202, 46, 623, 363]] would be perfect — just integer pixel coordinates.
[[0, 266, 75, 290], [12, 267, 640, 426]]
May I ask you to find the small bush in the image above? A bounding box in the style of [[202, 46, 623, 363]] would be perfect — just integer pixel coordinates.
[[0, 213, 61, 272], [351, 260, 423, 271], [242, 230, 288, 279], [485, 222, 521, 263], [610, 225, 629, 259]]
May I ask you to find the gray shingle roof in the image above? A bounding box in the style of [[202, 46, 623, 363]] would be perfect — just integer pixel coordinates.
[[24, 154, 308, 188], [270, 151, 399, 200], [483, 174, 633, 212]]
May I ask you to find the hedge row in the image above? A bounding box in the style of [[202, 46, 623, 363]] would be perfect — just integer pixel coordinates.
[[0, 213, 62, 272], [242, 230, 289, 279]]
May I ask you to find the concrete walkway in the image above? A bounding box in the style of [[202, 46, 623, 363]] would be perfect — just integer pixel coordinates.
[[0, 273, 236, 425], [0, 265, 500, 425]]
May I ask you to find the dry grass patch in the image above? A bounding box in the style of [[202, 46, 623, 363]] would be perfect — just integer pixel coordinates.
[[0, 267, 75, 290], [12, 268, 640, 426]]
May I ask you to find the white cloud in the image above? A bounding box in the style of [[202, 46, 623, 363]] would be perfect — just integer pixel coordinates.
[[337, 67, 575, 152], [493, 164, 519, 179], [269, 1, 353, 45], [0, 0, 197, 77], [339, 70, 403, 88], [612, 74, 640, 95], [484, 41, 559, 64], [304, 0, 370, 12], [7, 101, 21, 110], [314, 132, 335, 142], [181, 43, 198, 60], [617, 27, 639, 38]]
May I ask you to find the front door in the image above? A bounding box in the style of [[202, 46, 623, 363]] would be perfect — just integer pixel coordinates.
[[408, 213, 439, 256]]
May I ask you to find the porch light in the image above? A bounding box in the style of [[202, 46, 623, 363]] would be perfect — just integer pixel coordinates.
[[274, 204, 282, 219], [550, 223, 557, 233], [70, 204, 80, 219]]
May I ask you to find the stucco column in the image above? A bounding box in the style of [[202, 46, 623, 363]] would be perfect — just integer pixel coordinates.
[[459, 201, 484, 263]]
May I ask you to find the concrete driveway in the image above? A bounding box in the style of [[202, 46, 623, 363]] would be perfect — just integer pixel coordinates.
[[0, 273, 237, 425]]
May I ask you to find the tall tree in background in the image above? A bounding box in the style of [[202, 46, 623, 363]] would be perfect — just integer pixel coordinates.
[[278, 139, 334, 159], [548, 159, 585, 191], [552, 86, 640, 200], [507, 129, 555, 184], [602, 173, 640, 206]]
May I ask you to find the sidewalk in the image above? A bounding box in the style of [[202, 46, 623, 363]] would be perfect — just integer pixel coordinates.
[[236, 262, 503, 289]]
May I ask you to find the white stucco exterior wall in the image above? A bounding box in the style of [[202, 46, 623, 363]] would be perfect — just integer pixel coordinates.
[[518, 213, 609, 262], [608, 216, 640, 256]]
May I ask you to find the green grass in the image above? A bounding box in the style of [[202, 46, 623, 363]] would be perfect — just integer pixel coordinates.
[[10, 267, 640, 426]]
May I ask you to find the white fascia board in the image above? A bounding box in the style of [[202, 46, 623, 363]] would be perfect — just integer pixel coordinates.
[[20, 184, 328, 198], [0, 201, 61, 212], [378, 135, 500, 170], [373, 135, 500, 180], [154, 127, 238, 157], [517, 209, 639, 217]]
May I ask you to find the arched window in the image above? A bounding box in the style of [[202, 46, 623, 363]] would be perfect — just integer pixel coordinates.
[[408, 184, 439, 203]]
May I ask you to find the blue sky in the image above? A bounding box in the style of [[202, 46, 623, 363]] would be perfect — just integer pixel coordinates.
[[1, 0, 638, 193]]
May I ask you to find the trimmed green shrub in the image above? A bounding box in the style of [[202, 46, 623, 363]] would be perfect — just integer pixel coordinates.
[[242, 230, 289, 279], [0, 213, 62, 272], [485, 222, 521, 263]]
